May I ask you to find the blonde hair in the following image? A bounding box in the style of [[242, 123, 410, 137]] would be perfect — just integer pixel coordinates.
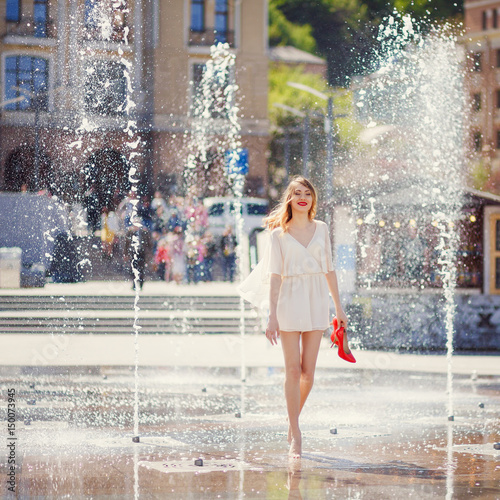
[[264, 176, 317, 232]]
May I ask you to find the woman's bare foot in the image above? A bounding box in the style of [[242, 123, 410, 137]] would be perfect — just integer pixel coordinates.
[[286, 463, 302, 492], [289, 432, 302, 459]]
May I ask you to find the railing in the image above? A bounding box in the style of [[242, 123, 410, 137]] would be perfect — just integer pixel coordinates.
[[4, 18, 56, 39], [189, 29, 234, 47]]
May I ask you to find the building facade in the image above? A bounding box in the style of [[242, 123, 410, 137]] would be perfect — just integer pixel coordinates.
[[0, 0, 269, 207], [465, 0, 500, 294], [465, 1, 500, 161]]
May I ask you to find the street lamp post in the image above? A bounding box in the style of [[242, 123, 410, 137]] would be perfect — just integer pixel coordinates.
[[303, 113, 310, 177], [325, 96, 333, 201], [284, 128, 290, 184], [286, 82, 335, 198], [273, 102, 307, 180]]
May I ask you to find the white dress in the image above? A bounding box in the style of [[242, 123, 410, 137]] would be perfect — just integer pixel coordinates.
[[238, 220, 334, 332]]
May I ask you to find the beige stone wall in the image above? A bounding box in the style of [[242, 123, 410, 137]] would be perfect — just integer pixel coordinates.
[[155, 0, 268, 122], [152, 0, 269, 192], [0, 126, 148, 178], [466, 1, 500, 156], [151, 131, 268, 196], [466, 1, 500, 32], [0, 0, 269, 195]]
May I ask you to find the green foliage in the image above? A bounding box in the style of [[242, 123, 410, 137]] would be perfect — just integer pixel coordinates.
[[267, 0, 464, 195], [272, 0, 374, 86], [392, 0, 462, 19], [269, 63, 359, 142], [469, 159, 491, 191], [267, 62, 361, 199], [269, 0, 463, 86], [269, 64, 330, 125], [269, 1, 317, 53]]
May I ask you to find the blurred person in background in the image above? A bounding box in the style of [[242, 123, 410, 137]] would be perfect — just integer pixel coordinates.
[[155, 233, 172, 282], [221, 225, 237, 282], [201, 232, 217, 281], [170, 225, 186, 284], [100, 207, 120, 258]]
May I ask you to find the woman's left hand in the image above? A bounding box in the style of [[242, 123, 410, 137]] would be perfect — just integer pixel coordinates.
[[336, 310, 348, 329]]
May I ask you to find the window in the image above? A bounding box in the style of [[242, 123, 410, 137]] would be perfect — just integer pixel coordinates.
[[6, 0, 20, 22], [489, 213, 500, 294], [85, 0, 127, 42], [192, 62, 232, 119], [473, 52, 482, 72], [473, 131, 483, 152], [494, 9, 498, 29], [214, 0, 228, 43], [497, 89, 500, 108], [85, 61, 127, 115], [192, 62, 205, 93], [229, 202, 243, 215], [4, 56, 48, 111], [247, 203, 268, 216], [191, 0, 204, 31], [85, 0, 98, 30], [483, 10, 488, 30], [208, 203, 224, 216], [497, 130, 500, 150], [33, 0, 48, 37], [189, 0, 234, 47], [473, 93, 481, 112]]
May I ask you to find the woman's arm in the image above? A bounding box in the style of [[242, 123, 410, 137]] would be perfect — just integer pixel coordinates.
[[266, 273, 282, 345], [326, 270, 348, 328]]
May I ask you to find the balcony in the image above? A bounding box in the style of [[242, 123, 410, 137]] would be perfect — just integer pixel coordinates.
[[189, 29, 234, 48], [4, 18, 56, 39]]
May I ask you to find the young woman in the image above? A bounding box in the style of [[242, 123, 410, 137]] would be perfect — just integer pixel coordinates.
[[239, 176, 353, 459]]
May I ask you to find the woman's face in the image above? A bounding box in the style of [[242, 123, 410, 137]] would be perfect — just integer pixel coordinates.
[[289, 183, 312, 215]]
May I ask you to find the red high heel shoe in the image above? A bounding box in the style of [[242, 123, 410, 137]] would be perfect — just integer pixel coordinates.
[[330, 317, 356, 363]]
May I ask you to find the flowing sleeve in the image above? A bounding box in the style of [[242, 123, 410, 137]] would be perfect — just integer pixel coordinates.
[[324, 222, 335, 272], [268, 229, 283, 276], [237, 229, 282, 311]]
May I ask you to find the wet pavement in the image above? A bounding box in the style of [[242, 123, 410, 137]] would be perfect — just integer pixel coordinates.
[[1, 282, 499, 497], [1, 365, 499, 499]]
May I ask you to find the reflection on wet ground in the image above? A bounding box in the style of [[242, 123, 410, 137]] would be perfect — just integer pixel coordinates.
[[1, 367, 499, 498]]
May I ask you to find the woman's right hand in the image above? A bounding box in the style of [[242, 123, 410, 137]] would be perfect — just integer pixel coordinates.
[[265, 316, 280, 345]]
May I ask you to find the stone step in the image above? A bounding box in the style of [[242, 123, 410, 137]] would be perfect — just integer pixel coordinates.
[[0, 288, 262, 335], [0, 313, 261, 335], [0, 295, 252, 311]]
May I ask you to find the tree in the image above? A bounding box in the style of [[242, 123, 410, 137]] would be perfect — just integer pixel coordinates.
[[384, 1, 462, 20], [275, 0, 372, 86], [268, 63, 358, 200], [270, 0, 464, 86], [269, 1, 317, 53]]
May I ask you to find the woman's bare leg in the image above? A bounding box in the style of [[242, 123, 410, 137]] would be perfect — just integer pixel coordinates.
[[284, 330, 323, 446], [280, 331, 302, 456], [299, 330, 323, 412]]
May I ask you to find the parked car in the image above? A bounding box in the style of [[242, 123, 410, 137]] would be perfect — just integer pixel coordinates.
[[203, 197, 269, 235]]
